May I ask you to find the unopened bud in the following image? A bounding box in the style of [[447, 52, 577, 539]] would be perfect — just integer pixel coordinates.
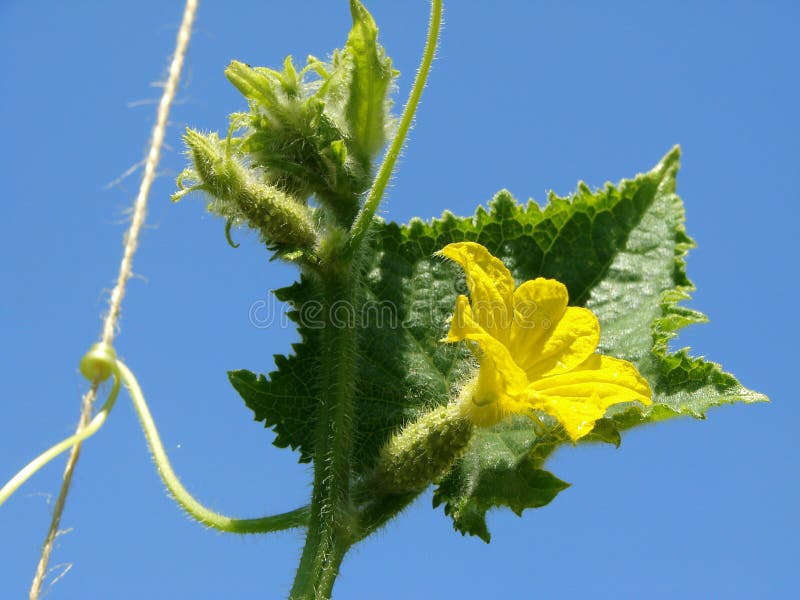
[[176, 129, 317, 250]]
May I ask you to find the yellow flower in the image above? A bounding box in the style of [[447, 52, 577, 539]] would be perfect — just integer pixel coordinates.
[[440, 241, 652, 440]]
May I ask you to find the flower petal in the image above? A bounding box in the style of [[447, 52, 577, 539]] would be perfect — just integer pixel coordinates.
[[440, 242, 515, 341], [525, 354, 652, 440], [443, 294, 475, 343], [443, 292, 528, 426], [444, 296, 528, 392], [520, 306, 600, 379], [510, 279, 595, 377]]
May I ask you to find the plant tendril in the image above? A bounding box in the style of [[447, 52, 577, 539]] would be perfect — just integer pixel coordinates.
[[0, 344, 309, 534], [225, 217, 241, 248], [0, 344, 120, 508]]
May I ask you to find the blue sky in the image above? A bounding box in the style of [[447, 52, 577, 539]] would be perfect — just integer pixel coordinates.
[[1, 1, 797, 598]]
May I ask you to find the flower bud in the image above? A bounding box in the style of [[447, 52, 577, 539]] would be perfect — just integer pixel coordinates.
[[175, 129, 317, 250]]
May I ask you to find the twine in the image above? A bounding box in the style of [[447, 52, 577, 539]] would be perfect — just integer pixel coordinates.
[[29, 1, 198, 596]]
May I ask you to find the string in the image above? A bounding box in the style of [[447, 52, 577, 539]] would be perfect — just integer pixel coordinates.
[[29, 1, 199, 597]]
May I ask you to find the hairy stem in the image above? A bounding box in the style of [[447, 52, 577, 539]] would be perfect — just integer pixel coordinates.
[[290, 3, 445, 596], [347, 0, 443, 257], [290, 269, 360, 599]]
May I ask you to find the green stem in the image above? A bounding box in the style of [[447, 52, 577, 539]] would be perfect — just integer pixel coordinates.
[[347, 0, 443, 257], [289, 5, 445, 596], [290, 270, 359, 599]]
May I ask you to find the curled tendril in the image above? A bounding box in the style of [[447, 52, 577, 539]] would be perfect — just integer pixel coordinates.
[[225, 217, 241, 248], [171, 168, 205, 203], [225, 112, 250, 150], [79, 341, 117, 382], [0, 343, 309, 534], [0, 343, 121, 507]]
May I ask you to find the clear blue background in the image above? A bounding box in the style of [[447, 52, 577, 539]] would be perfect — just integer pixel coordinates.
[[1, 1, 797, 598]]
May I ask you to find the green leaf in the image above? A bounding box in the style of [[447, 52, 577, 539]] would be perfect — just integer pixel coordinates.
[[232, 147, 767, 538], [432, 418, 569, 542], [231, 273, 474, 471], [582, 150, 767, 427], [230, 364, 316, 463], [341, 0, 395, 161], [230, 280, 321, 464]]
